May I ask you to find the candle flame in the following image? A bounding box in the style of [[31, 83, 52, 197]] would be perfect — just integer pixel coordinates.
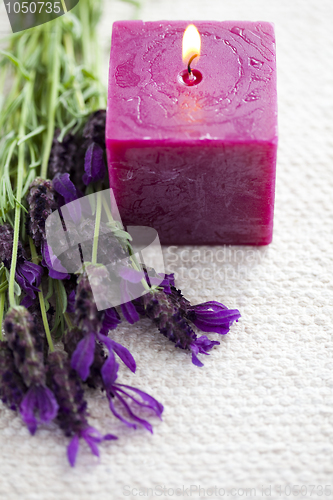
[[182, 24, 201, 64]]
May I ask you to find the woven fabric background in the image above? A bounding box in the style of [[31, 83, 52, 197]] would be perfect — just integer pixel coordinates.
[[1, 0, 333, 498]]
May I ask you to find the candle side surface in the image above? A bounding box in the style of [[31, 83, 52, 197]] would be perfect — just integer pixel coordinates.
[[106, 20, 278, 245]]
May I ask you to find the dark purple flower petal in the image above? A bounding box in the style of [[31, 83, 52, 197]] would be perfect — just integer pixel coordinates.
[[81, 427, 103, 457], [53, 173, 79, 204], [104, 434, 118, 441], [71, 332, 96, 381], [158, 273, 175, 294], [107, 339, 136, 373], [189, 335, 220, 367], [192, 335, 220, 355], [187, 301, 241, 335], [18, 261, 43, 287], [116, 385, 163, 418], [114, 391, 153, 433], [121, 301, 140, 324], [83, 142, 105, 186], [191, 353, 204, 367], [120, 279, 140, 324], [107, 396, 137, 430], [101, 351, 119, 389], [81, 426, 103, 457], [42, 242, 70, 280], [100, 307, 121, 335], [20, 386, 38, 434], [67, 435, 80, 467], [20, 296, 34, 308], [67, 427, 117, 467], [35, 385, 59, 423], [20, 384, 58, 433], [15, 261, 43, 299]]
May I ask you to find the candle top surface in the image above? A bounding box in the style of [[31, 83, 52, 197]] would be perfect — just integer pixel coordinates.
[[107, 20, 278, 144]]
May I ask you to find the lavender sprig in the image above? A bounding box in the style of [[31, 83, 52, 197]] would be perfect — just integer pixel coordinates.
[[47, 351, 117, 466], [64, 332, 162, 433], [4, 306, 58, 434], [132, 275, 241, 367], [26, 177, 57, 250]]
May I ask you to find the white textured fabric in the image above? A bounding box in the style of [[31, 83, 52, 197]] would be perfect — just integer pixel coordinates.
[[1, 0, 333, 498]]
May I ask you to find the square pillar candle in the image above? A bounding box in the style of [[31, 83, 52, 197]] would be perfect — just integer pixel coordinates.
[[106, 20, 278, 245]]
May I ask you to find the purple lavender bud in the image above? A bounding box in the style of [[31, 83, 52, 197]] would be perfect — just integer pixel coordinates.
[[134, 290, 221, 367], [0, 341, 27, 411], [0, 223, 19, 263], [48, 130, 82, 179], [47, 351, 89, 436], [0, 223, 28, 266], [82, 110, 106, 149], [22, 300, 51, 361], [74, 271, 105, 334], [141, 291, 195, 350], [47, 351, 117, 466], [26, 178, 57, 249], [4, 307, 58, 434], [4, 306, 46, 386]]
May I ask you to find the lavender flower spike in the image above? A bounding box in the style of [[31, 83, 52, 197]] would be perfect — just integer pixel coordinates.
[[134, 290, 221, 367], [69, 271, 106, 379], [74, 270, 105, 335], [26, 177, 57, 250], [47, 351, 117, 466], [0, 341, 27, 412], [4, 307, 58, 434]]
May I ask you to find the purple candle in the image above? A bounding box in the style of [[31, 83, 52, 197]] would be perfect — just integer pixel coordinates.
[[106, 20, 278, 245]]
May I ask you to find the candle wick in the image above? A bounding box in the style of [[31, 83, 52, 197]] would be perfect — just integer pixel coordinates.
[[187, 54, 198, 77]]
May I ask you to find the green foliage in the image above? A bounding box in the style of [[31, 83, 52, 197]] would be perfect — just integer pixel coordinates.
[[0, 0, 106, 225]]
